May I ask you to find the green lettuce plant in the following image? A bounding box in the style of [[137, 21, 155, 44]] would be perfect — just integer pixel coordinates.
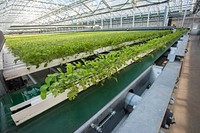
[[6, 30, 170, 67], [40, 30, 187, 100]]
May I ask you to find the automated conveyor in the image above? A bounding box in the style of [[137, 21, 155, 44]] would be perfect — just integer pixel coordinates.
[[0, 31, 189, 133]]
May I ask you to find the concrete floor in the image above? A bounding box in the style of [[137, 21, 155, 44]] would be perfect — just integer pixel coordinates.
[[166, 35, 200, 133]]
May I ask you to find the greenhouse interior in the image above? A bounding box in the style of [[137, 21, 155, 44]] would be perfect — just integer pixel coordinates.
[[0, 0, 200, 133]]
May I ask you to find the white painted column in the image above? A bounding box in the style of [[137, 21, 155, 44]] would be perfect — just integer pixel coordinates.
[[147, 7, 150, 27], [101, 15, 103, 29], [120, 14, 123, 28], [181, 0, 189, 28], [132, 11, 135, 27], [110, 12, 112, 28], [162, 5, 169, 26], [87, 18, 89, 25]]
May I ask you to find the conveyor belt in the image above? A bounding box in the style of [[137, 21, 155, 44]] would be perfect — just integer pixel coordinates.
[[0, 41, 174, 133]]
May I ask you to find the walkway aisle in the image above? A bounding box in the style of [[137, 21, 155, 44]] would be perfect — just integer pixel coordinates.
[[168, 35, 200, 133]]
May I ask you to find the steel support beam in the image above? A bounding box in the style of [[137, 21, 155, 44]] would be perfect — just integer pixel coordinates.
[[181, 9, 187, 28], [162, 5, 169, 26], [27, 74, 37, 84], [101, 15, 103, 28], [147, 13, 150, 27], [147, 7, 150, 27], [120, 13, 123, 28], [102, 0, 111, 9], [81, 1, 93, 12], [132, 11, 135, 27], [181, 0, 189, 28], [110, 12, 112, 28]]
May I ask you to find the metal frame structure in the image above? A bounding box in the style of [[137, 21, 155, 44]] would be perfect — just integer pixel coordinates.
[[0, 0, 197, 32]]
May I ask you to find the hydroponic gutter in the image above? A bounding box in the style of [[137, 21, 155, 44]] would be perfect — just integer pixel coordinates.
[[10, 47, 155, 126], [3, 37, 153, 80]]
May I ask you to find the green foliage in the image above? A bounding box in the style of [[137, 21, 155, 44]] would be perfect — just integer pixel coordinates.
[[6, 30, 170, 67], [40, 84, 48, 100], [67, 86, 79, 100], [39, 30, 187, 100], [40, 91, 47, 100]]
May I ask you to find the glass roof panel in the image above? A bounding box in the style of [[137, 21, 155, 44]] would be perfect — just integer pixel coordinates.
[[0, 0, 195, 32]]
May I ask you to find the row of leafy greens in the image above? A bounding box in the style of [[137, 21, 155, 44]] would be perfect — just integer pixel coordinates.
[[6, 30, 170, 67], [40, 29, 187, 100]]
